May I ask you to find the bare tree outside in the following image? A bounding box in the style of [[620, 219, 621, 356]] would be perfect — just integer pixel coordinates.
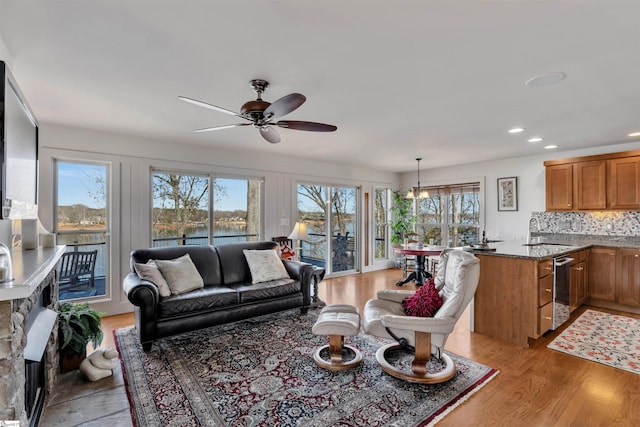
[[374, 188, 388, 259], [152, 173, 263, 247], [246, 180, 260, 242], [297, 184, 357, 271], [419, 184, 480, 246]]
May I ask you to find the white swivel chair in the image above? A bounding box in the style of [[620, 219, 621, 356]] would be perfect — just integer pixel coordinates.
[[363, 249, 480, 383]]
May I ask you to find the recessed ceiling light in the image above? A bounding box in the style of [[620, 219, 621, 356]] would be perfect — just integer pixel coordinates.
[[508, 127, 525, 134], [544, 144, 558, 150], [528, 137, 543, 143], [628, 131, 640, 137], [525, 72, 567, 88]]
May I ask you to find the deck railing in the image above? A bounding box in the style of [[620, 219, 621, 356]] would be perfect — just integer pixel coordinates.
[[152, 233, 259, 247]]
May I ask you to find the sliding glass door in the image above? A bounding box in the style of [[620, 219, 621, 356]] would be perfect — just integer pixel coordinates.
[[297, 184, 358, 275]]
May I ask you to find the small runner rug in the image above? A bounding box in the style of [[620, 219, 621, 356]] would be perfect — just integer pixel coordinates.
[[548, 309, 640, 375], [115, 309, 498, 427]]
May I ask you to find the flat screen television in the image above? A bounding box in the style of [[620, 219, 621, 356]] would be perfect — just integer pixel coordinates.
[[0, 61, 39, 218]]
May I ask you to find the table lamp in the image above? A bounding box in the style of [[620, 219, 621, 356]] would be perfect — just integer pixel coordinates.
[[287, 222, 309, 262]]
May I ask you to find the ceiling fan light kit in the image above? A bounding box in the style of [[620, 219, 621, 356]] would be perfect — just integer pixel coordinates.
[[179, 79, 337, 143]]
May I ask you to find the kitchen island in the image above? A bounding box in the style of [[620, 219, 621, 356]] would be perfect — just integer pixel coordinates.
[[468, 236, 640, 346]]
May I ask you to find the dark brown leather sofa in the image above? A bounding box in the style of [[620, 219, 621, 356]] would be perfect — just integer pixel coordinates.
[[123, 241, 314, 351]]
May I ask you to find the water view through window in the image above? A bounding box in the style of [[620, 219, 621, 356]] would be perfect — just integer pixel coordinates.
[[297, 184, 358, 274], [152, 173, 261, 247], [55, 161, 109, 301]]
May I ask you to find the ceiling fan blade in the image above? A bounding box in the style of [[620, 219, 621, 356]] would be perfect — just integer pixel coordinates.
[[178, 96, 250, 121], [277, 120, 337, 132], [194, 123, 251, 133], [260, 126, 281, 143], [263, 93, 306, 119]]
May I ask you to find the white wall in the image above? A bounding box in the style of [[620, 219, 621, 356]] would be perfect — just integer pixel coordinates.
[[400, 141, 640, 241], [38, 124, 399, 314], [0, 34, 13, 68]]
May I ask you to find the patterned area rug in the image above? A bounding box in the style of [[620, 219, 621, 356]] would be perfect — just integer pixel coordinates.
[[548, 309, 640, 375], [115, 309, 498, 427]]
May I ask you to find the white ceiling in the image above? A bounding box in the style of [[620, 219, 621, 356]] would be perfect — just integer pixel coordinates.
[[1, 1, 639, 173]]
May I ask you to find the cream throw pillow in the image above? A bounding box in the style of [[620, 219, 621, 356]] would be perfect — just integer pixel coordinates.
[[155, 254, 204, 295], [133, 260, 172, 297], [243, 249, 290, 284]]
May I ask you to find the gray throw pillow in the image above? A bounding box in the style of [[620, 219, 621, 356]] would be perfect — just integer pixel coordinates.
[[243, 249, 290, 284], [155, 254, 204, 295], [134, 260, 172, 297]]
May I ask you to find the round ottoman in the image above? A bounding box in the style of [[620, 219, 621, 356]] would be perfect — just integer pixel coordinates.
[[312, 304, 362, 370]]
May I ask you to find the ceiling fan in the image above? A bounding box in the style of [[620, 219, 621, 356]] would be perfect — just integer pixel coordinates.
[[179, 79, 337, 144]]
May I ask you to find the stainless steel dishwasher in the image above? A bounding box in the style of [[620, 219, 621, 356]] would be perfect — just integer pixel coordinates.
[[552, 255, 574, 330]]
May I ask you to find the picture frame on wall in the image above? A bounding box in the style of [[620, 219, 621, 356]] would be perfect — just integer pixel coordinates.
[[497, 177, 518, 211]]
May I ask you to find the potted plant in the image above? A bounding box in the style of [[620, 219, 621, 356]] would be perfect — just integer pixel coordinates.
[[58, 301, 105, 372], [389, 189, 416, 245]]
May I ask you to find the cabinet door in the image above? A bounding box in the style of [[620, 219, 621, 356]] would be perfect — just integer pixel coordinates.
[[570, 260, 587, 311], [538, 302, 553, 335], [546, 164, 573, 210], [609, 157, 640, 209], [545, 164, 573, 211], [616, 249, 640, 305], [589, 247, 616, 301], [575, 161, 606, 210], [539, 273, 553, 306]]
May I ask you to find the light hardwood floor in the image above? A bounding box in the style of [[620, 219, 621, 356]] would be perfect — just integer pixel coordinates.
[[40, 268, 640, 426]]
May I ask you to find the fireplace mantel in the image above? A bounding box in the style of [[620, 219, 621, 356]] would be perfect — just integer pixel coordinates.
[[0, 245, 65, 425], [0, 246, 66, 300]]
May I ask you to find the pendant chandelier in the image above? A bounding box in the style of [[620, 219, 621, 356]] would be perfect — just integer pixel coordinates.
[[406, 157, 429, 200]]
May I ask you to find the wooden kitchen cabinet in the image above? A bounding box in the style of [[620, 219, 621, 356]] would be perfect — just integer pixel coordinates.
[[570, 250, 589, 311], [589, 247, 616, 302], [575, 161, 606, 210], [609, 156, 640, 210], [545, 164, 573, 211], [544, 149, 640, 211], [616, 248, 640, 306], [538, 259, 554, 334], [473, 254, 540, 347]]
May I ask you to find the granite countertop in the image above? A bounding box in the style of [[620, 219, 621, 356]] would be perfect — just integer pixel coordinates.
[[464, 233, 640, 260]]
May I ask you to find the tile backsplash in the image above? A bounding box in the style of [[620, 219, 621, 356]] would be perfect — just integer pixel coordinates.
[[531, 211, 640, 236]]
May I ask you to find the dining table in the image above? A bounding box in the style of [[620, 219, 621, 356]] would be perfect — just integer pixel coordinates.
[[393, 245, 445, 286]]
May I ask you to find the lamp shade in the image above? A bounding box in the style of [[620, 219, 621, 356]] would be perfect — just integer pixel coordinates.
[[288, 222, 309, 241]]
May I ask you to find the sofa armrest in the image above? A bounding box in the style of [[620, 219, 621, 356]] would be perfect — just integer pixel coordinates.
[[282, 259, 305, 280], [123, 272, 160, 348], [123, 272, 160, 307], [282, 260, 314, 305]]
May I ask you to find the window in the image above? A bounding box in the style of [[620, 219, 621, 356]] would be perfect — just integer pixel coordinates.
[[151, 171, 261, 247], [418, 183, 480, 247], [374, 188, 388, 259], [55, 161, 109, 301], [297, 184, 358, 274]]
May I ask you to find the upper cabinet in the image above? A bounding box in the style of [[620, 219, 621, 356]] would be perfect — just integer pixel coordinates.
[[545, 164, 573, 210], [609, 157, 640, 209], [575, 160, 606, 210], [544, 150, 640, 211]]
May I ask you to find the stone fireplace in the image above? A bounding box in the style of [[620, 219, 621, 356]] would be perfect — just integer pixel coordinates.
[[0, 247, 65, 426]]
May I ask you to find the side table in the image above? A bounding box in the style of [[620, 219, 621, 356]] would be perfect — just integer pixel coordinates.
[[311, 265, 326, 308]]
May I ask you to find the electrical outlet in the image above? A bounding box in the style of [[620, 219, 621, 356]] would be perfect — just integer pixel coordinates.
[[281, 218, 289, 226], [605, 221, 614, 232]]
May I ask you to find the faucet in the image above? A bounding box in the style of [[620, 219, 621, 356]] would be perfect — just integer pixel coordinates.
[[527, 217, 541, 244]]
